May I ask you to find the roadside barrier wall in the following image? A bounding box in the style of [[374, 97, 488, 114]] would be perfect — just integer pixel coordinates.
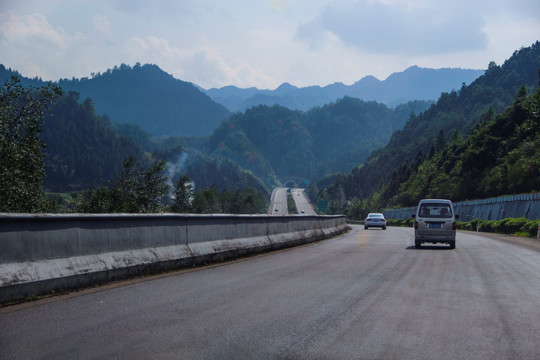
[[0, 213, 348, 304], [383, 193, 540, 221]]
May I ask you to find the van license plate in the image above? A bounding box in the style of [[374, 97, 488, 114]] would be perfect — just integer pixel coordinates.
[[429, 223, 442, 229]]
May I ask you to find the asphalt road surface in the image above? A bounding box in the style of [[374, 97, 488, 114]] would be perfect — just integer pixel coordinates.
[[268, 187, 288, 215], [2, 226, 540, 359], [291, 188, 318, 215]]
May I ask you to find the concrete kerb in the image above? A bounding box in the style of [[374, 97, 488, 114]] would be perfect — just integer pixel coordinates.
[[0, 213, 348, 304]]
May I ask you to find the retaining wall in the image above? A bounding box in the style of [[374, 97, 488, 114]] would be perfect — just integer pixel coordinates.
[[384, 193, 540, 221], [0, 213, 348, 304]]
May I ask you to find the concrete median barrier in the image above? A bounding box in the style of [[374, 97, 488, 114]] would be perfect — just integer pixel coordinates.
[[0, 213, 348, 304]]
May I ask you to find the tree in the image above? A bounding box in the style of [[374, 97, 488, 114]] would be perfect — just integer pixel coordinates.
[[0, 76, 61, 212], [77, 156, 169, 213], [230, 188, 267, 214], [171, 174, 193, 213], [191, 186, 221, 214]]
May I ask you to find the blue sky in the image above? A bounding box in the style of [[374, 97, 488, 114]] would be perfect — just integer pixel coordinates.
[[1, 0, 539, 89]]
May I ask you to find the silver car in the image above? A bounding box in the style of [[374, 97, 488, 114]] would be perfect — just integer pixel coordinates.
[[413, 199, 458, 249], [364, 213, 386, 230]]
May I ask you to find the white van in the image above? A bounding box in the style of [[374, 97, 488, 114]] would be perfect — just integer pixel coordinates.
[[412, 199, 458, 249]]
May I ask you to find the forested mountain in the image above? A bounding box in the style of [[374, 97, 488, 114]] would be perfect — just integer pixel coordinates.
[[205, 66, 483, 112], [206, 97, 432, 186], [387, 86, 540, 206], [1, 64, 432, 195], [316, 41, 540, 215], [4, 41, 537, 216], [41, 92, 146, 192], [0, 65, 267, 197], [0, 64, 231, 138], [181, 155, 269, 196], [41, 93, 269, 196], [57, 64, 230, 137]]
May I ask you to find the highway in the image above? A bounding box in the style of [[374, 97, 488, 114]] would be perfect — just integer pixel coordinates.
[[268, 187, 288, 215], [268, 187, 317, 215], [291, 188, 318, 215], [2, 226, 540, 359]]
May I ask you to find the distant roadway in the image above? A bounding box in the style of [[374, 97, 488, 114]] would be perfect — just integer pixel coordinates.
[[268, 187, 317, 215], [2, 226, 540, 359], [290, 188, 317, 215], [268, 187, 288, 215]]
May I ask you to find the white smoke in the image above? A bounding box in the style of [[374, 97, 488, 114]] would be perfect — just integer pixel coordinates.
[[165, 153, 194, 198]]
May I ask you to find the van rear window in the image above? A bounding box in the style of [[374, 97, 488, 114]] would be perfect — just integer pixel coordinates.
[[418, 203, 453, 218]]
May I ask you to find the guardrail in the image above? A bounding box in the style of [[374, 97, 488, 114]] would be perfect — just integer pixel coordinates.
[[384, 193, 540, 221], [0, 213, 348, 304]]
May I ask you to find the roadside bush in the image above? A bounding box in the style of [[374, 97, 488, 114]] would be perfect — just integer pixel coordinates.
[[386, 218, 414, 227], [498, 217, 529, 234], [456, 221, 473, 231], [470, 219, 482, 231], [478, 220, 497, 233], [524, 220, 540, 237], [386, 217, 539, 238], [457, 218, 539, 238]]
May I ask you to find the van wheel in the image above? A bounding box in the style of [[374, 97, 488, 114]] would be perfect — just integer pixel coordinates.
[[449, 241, 456, 249], [382, 226, 386, 230], [364, 226, 368, 229], [415, 241, 421, 249]]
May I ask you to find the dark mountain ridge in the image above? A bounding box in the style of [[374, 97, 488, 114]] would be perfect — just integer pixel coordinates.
[[57, 64, 231, 137], [205, 97, 432, 187], [205, 66, 484, 112], [1, 63, 231, 138]]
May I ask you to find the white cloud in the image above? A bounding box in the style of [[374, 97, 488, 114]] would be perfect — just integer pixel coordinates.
[[0, 0, 538, 88], [122, 35, 278, 89], [0, 12, 85, 79], [296, 0, 488, 55], [93, 15, 112, 40], [0, 12, 70, 48]]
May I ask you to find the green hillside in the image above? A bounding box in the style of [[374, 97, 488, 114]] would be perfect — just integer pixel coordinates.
[[57, 64, 230, 137], [315, 41, 540, 217], [42, 92, 145, 192], [206, 97, 432, 187], [388, 86, 540, 206]]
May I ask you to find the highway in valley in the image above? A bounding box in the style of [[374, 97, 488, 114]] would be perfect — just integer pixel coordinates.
[[268, 187, 289, 215], [268, 187, 317, 215], [2, 226, 540, 359], [291, 188, 318, 215]]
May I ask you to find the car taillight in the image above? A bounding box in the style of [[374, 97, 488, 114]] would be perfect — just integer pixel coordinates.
[[414, 221, 418, 230], [452, 222, 457, 230]]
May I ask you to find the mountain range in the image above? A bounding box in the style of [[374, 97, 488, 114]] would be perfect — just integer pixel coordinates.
[[204, 98, 432, 188], [1, 64, 483, 138], [0, 64, 231, 138], [315, 41, 540, 216], [204, 66, 484, 112], [2, 41, 536, 208]]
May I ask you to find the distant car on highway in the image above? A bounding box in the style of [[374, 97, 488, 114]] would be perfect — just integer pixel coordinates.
[[412, 199, 458, 249], [364, 213, 386, 230]]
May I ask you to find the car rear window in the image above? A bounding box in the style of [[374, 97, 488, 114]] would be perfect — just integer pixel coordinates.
[[418, 203, 453, 218]]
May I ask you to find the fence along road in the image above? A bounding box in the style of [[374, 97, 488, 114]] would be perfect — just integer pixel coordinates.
[[384, 192, 540, 221], [2, 226, 540, 359]]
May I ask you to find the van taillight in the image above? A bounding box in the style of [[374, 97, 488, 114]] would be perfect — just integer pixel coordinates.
[[414, 221, 418, 230], [452, 222, 457, 230]]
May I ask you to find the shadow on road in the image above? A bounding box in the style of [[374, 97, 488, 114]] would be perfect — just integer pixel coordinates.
[[406, 245, 454, 250]]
